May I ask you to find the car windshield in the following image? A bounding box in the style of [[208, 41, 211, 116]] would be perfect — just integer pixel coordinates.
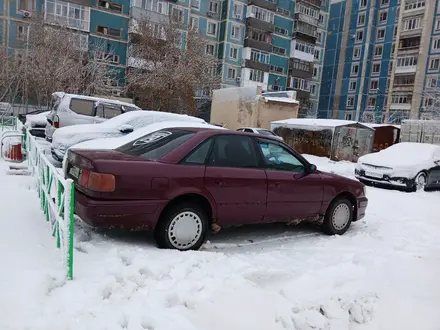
[[257, 129, 276, 136], [116, 129, 195, 160]]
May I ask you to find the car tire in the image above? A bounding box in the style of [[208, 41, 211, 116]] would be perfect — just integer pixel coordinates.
[[155, 203, 208, 251], [412, 171, 427, 192], [322, 198, 353, 235]]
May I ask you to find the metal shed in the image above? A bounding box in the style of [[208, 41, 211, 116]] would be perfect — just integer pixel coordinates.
[[271, 119, 375, 162], [362, 123, 400, 152]]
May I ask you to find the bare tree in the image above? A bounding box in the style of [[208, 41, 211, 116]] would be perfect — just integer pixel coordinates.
[[421, 89, 440, 120], [126, 15, 221, 115]]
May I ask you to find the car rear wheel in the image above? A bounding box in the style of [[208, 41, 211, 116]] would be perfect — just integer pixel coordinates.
[[413, 172, 427, 192], [155, 203, 208, 251], [322, 198, 353, 235]]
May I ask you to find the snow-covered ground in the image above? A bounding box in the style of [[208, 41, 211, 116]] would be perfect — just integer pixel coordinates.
[[1, 155, 440, 330]]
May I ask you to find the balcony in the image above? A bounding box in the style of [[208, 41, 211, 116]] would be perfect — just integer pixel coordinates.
[[296, 0, 321, 8], [397, 36, 420, 54], [292, 20, 317, 43], [395, 65, 417, 75], [390, 102, 412, 110], [246, 17, 274, 32], [290, 40, 314, 62], [400, 27, 422, 38], [392, 84, 414, 92], [288, 59, 313, 79], [248, 0, 277, 12], [44, 0, 90, 32], [244, 59, 270, 72], [243, 37, 272, 52], [129, 6, 168, 25], [295, 13, 318, 27]]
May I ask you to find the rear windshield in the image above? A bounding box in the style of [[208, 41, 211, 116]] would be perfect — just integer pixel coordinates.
[[117, 129, 195, 160], [257, 129, 276, 136]]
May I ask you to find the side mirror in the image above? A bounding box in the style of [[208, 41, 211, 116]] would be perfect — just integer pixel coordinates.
[[119, 124, 134, 134], [306, 164, 317, 173]]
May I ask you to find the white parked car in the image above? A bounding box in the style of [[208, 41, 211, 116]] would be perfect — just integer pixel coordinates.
[[355, 142, 440, 191], [51, 110, 208, 162], [236, 127, 283, 141], [45, 92, 141, 142]]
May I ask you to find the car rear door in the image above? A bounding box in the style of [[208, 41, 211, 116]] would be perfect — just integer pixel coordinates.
[[255, 138, 323, 222], [204, 134, 267, 226]]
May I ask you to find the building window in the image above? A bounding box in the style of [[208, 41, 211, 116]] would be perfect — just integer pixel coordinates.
[[377, 28, 385, 40], [270, 65, 284, 74], [370, 79, 378, 90], [171, 7, 184, 22], [345, 112, 353, 120], [275, 26, 288, 36], [295, 3, 319, 19], [250, 6, 274, 24], [391, 95, 412, 104], [231, 25, 240, 39], [98, 0, 122, 13], [208, 1, 219, 14], [397, 56, 418, 67], [404, 0, 425, 11], [379, 10, 388, 24], [249, 69, 264, 83], [233, 2, 243, 19], [45, 0, 89, 31], [95, 51, 120, 64], [359, 0, 367, 8], [368, 96, 376, 108], [353, 46, 361, 59], [250, 49, 269, 63], [314, 49, 320, 60], [191, 0, 200, 8], [426, 77, 438, 88], [310, 84, 317, 95], [374, 45, 383, 57], [289, 77, 311, 91], [351, 63, 359, 75], [294, 41, 315, 54], [96, 26, 121, 38], [273, 46, 286, 55], [205, 44, 215, 55], [356, 30, 364, 42], [16, 25, 28, 41], [381, 0, 389, 5], [357, 13, 366, 26], [229, 47, 238, 59], [291, 59, 311, 72], [18, 0, 35, 11], [347, 96, 355, 107], [227, 67, 236, 79], [403, 17, 421, 31], [318, 14, 324, 24], [372, 62, 381, 74], [313, 66, 319, 77], [207, 22, 217, 36], [433, 39, 440, 51], [190, 17, 199, 31], [429, 58, 440, 70], [349, 80, 357, 91]]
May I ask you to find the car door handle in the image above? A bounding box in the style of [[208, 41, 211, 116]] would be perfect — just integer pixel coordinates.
[[214, 180, 223, 186]]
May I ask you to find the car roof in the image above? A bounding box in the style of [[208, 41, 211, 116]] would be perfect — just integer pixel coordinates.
[[174, 127, 282, 141]]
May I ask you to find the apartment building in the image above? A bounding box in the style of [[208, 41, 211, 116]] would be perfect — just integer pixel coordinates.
[[0, 0, 130, 95], [127, 0, 329, 117], [319, 0, 437, 124]]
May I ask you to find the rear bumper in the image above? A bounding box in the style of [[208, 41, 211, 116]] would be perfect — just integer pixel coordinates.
[[356, 197, 368, 221], [74, 189, 167, 230]]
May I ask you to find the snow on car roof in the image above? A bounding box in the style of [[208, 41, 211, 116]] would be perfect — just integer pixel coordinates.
[[386, 142, 440, 153], [52, 92, 140, 108], [71, 121, 225, 150], [271, 118, 370, 130]]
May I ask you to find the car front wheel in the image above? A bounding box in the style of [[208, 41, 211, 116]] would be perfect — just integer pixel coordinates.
[[155, 203, 208, 251], [322, 198, 353, 235], [413, 172, 427, 192]]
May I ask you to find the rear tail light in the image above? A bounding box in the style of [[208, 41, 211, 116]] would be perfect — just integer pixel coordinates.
[[79, 169, 115, 192], [54, 115, 60, 128]]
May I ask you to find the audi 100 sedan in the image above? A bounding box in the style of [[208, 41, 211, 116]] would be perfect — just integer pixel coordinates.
[[66, 128, 368, 251]]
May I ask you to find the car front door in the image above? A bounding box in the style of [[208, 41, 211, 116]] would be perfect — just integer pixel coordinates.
[[255, 138, 323, 222], [204, 134, 267, 226]]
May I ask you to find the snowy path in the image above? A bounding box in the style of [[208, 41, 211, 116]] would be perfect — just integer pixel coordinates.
[[1, 156, 440, 330]]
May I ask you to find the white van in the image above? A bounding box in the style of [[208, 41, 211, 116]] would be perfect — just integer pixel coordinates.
[[45, 92, 141, 141]]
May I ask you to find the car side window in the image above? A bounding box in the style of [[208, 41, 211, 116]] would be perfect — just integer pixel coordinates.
[[257, 140, 305, 172], [207, 135, 258, 168], [182, 139, 214, 165], [244, 128, 254, 133], [70, 98, 95, 116]]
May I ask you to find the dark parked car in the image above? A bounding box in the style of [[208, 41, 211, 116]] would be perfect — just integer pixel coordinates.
[[66, 128, 368, 250]]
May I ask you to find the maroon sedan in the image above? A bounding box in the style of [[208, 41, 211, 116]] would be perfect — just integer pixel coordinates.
[[66, 128, 368, 251]]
